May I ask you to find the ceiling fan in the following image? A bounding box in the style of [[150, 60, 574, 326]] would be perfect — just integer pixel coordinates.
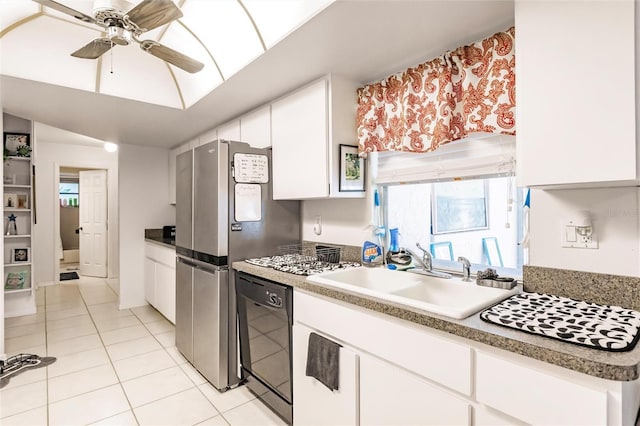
[[32, 0, 204, 73]]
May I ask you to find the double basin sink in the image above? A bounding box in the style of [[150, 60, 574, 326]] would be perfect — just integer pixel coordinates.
[[307, 267, 519, 319]]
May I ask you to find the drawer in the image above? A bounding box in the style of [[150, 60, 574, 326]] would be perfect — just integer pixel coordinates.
[[476, 351, 608, 425], [144, 243, 156, 260], [145, 242, 175, 267], [154, 245, 176, 267], [294, 291, 472, 396]]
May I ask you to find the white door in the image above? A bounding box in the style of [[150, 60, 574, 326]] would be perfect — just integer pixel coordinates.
[[79, 170, 108, 277]]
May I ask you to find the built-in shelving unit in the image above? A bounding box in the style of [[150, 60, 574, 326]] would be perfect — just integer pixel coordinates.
[[3, 113, 36, 317]]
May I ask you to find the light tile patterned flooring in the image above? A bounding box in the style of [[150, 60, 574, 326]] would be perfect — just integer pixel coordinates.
[[2, 276, 287, 425]]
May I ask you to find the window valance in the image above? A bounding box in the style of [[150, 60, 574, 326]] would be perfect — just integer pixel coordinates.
[[357, 27, 515, 155]]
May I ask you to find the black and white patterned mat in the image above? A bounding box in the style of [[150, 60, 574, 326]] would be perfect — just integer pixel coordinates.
[[245, 255, 360, 276], [480, 293, 640, 352]]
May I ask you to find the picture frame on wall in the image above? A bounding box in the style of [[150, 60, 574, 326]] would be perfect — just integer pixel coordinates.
[[11, 247, 30, 263], [3, 132, 31, 157], [339, 144, 365, 192]]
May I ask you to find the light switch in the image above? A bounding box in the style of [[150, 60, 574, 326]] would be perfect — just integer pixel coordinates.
[[565, 226, 577, 242]]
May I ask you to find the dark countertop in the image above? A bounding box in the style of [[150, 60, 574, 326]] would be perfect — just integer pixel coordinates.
[[232, 260, 640, 382], [144, 236, 175, 249]]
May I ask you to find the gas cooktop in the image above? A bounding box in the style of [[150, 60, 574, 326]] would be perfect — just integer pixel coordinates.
[[245, 254, 360, 276]]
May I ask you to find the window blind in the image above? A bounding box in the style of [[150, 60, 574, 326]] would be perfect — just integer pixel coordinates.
[[375, 134, 515, 185]]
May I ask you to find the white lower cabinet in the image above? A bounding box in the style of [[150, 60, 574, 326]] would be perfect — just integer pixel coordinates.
[[144, 242, 176, 324], [144, 257, 155, 305], [154, 262, 176, 324], [476, 351, 609, 425], [474, 405, 526, 426], [293, 290, 640, 426], [293, 323, 358, 425], [359, 353, 470, 425]]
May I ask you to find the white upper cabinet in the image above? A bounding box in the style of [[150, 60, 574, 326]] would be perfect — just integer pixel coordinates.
[[197, 128, 218, 147], [272, 79, 329, 199], [169, 140, 195, 205], [271, 75, 364, 200], [516, 0, 637, 188], [217, 119, 241, 141], [240, 105, 271, 148]]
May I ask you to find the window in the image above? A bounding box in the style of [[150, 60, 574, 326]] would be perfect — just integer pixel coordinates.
[[59, 182, 78, 207], [384, 175, 524, 277]]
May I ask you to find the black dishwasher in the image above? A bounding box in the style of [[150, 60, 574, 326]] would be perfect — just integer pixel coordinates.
[[236, 272, 293, 425]]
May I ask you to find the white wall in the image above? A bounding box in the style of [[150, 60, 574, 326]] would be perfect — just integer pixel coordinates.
[[118, 144, 174, 309], [529, 187, 640, 277], [302, 197, 372, 246], [34, 141, 119, 285]]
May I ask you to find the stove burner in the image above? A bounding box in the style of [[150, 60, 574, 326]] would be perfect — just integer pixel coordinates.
[[245, 255, 360, 276]]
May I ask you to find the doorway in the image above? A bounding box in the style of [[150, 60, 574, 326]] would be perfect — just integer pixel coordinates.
[[56, 166, 108, 282]]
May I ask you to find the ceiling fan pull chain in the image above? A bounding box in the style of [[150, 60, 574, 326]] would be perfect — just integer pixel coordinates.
[[110, 40, 114, 74]]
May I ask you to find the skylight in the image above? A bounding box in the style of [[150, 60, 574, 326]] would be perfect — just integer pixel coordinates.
[[0, 0, 334, 109]]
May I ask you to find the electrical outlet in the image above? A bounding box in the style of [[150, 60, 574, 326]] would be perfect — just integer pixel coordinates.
[[561, 224, 598, 249]]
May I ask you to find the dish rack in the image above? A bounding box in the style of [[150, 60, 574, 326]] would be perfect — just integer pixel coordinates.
[[278, 244, 342, 264]]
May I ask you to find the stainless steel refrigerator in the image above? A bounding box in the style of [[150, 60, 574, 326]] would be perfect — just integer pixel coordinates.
[[175, 139, 300, 391]]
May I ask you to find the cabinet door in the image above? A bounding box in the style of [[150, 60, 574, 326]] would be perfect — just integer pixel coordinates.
[[515, 0, 636, 187], [168, 147, 178, 205], [155, 262, 176, 324], [271, 79, 329, 199], [240, 106, 271, 148], [169, 142, 192, 205], [144, 257, 156, 306], [476, 351, 607, 425], [217, 120, 241, 141], [293, 323, 358, 426], [360, 353, 470, 426], [474, 405, 527, 426]]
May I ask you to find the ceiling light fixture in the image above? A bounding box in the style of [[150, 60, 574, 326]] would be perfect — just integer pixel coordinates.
[[104, 142, 118, 152]]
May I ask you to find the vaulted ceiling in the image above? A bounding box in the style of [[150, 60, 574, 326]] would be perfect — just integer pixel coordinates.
[[0, 0, 514, 148]]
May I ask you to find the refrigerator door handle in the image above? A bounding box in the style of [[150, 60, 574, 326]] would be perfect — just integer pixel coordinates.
[[176, 256, 198, 268], [194, 263, 223, 275]]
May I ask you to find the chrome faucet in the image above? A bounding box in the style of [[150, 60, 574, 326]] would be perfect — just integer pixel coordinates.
[[406, 243, 452, 279], [458, 256, 472, 282], [415, 242, 433, 271]]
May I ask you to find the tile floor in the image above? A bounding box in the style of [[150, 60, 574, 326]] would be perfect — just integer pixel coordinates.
[[2, 276, 287, 426]]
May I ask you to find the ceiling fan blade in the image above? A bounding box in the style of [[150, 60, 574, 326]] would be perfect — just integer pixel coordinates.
[[126, 0, 183, 32], [32, 0, 95, 24], [71, 39, 113, 59], [140, 40, 204, 73]]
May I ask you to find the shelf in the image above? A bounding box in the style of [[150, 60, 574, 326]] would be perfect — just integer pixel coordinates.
[[4, 287, 32, 294], [5, 262, 32, 267], [4, 234, 31, 239], [3, 184, 31, 189], [4, 208, 31, 212], [5, 156, 31, 162]]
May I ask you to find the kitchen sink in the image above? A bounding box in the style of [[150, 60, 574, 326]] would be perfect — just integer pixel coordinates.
[[306, 267, 519, 319]]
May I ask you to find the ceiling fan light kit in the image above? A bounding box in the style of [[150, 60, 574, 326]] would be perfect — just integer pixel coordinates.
[[32, 0, 204, 73]]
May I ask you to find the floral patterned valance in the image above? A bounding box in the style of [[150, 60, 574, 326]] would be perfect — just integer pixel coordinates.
[[357, 27, 515, 154]]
